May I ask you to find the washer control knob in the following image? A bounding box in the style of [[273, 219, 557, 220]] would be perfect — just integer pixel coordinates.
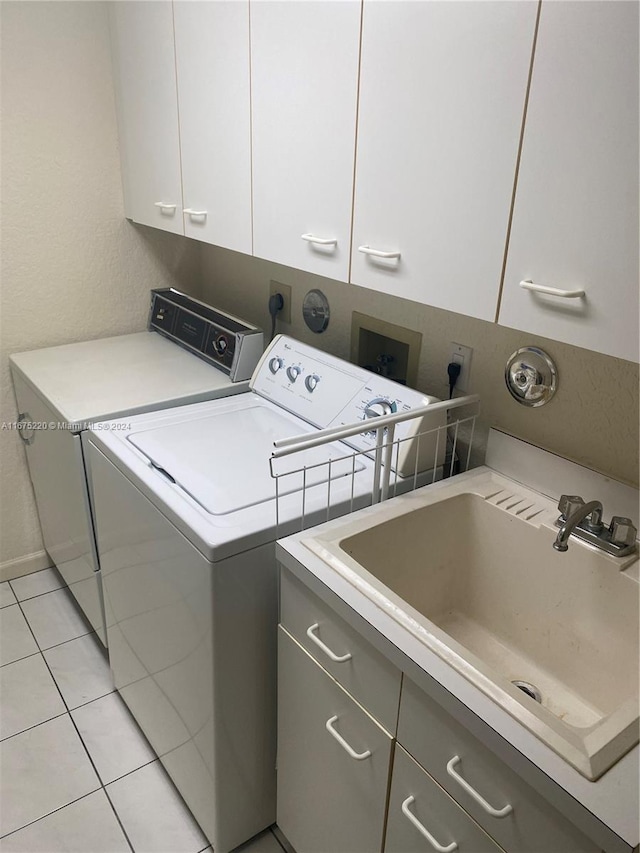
[[287, 365, 302, 383], [364, 398, 395, 419], [269, 357, 284, 374], [305, 374, 320, 393]]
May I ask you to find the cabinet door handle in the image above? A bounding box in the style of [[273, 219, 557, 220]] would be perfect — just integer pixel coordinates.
[[183, 208, 208, 217], [154, 202, 177, 212], [358, 245, 401, 260], [401, 796, 458, 853], [446, 756, 513, 818], [17, 413, 35, 445], [519, 279, 585, 299], [306, 623, 352, 662], [301, 233, 337, 247], [325, 715, 371, 760]]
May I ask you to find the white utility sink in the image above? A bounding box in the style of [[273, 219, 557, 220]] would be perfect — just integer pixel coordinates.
[[303, 469, 639, 780]]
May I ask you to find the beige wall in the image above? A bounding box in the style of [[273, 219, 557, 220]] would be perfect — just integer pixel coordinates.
[[0, 2, 201, 566], [201, 245, 639, 488]]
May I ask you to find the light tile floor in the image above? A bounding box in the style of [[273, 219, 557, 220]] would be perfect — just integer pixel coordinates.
[[0, 570, 287, 853]]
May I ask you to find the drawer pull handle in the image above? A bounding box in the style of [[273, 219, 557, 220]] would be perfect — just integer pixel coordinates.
[[154, 202, 177, 212], [325, 715, 371, 760], [401, 796, 458, 852], [519, 280, 585, 299], [446, 756, 513, 818], [301, 233, 337, 247], [306, 623, 352, 663], [358, 245, 401, 260], [183, 208, 208, 218]]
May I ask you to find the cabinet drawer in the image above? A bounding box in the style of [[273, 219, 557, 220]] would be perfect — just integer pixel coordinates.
[[280, 567, 402, 732], [398, 678, 599, 853], [385, 745, 504, 853], [277, 626, 393, 853]]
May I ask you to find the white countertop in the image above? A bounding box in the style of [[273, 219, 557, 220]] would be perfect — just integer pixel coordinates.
[[10, 331, 248, 425]]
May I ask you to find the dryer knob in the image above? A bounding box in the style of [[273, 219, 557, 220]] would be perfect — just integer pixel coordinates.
[[287, 365, 301, 383], [269, 357, 284, 374]]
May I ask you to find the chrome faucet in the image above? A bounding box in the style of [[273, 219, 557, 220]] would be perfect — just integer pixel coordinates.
[[553, 495, 637, 557]]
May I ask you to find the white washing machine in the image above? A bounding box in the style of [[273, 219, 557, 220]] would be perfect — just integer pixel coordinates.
[[10, 289, 263, 645], [87, 335, 448, 852]]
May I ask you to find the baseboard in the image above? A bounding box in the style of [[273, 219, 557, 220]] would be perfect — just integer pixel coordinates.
[[0, 550, 54, 583]]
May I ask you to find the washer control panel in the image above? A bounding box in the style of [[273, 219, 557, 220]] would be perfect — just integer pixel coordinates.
[[251, 335, 446, 475]]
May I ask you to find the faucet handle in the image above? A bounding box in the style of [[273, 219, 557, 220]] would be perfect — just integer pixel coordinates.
[[609, 517, 638, 547], [557, 495, 585, 520]]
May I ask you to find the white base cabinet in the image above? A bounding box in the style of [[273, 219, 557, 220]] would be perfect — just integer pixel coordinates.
[[386, 745, 503, 853], [277, 566, 606, 853], [277, 627, 392, 853]]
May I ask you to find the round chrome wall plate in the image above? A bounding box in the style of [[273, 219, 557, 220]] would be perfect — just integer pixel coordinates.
[[505, 347, 558, 407], [302, 289, 330, 333]]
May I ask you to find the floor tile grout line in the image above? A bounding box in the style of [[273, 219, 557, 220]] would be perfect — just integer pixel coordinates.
[[41, 626, 107, 657], [25, 625, 138, 852], [99, 781, 136, 853], [0, 648, 42, 669], [59, 686, 116, 714], [0, 787, 103, 842], [0, 709, 68, 744], [13, 587, 94, 655], [100, 755, 159, 790], [7, 584, 65, 605]]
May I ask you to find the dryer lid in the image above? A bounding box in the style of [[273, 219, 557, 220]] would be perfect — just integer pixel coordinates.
[[128, 405, 364, 515]]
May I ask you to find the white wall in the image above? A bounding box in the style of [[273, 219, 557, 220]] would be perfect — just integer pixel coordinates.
[[0, 1, 201, 569], [200, 245, 639, 488]]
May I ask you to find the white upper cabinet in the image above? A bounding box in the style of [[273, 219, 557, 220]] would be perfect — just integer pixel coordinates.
[[173, 2, 252, 253], [499, 2, 639, 363], [109, 2, 184, 235], [351, 1, 538, 321], [251, 0, 361, 281]]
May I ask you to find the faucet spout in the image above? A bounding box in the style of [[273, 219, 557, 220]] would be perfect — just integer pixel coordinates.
[[553, 500, 604, 552]]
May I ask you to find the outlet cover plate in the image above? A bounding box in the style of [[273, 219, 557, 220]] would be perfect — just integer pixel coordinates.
[[450, 342, 473, 393]]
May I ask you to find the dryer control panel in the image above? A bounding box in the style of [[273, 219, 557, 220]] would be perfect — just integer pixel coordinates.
[[251, 336, 446, 476], [148, 288, 264, 382]]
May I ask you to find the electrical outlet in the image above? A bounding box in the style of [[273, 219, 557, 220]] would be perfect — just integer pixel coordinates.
[[450, 342, 473, 393], [269, 280, 292, 325]]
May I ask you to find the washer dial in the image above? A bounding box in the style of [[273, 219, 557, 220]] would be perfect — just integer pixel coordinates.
[[305, 374, 320, 393], [287, 365, 302, 383]]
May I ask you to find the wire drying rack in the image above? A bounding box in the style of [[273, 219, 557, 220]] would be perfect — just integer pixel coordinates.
[[269, 394, 480, 536]]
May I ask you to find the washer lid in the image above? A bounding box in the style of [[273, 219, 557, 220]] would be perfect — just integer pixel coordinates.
[[128, 405, 364, 515]]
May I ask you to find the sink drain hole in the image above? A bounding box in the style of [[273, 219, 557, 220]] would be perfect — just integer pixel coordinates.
[[512, 681, 542, 703]]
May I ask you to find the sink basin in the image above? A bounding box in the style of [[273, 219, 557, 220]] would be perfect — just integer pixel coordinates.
[[303, 471, 639, 779]]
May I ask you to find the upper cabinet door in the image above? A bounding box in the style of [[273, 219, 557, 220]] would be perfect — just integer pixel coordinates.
[[251, 0, 361, 281], [351, 1, 537, 321], [499, 2, 639, 363], [174, 2, 252, 254], [109, 2, 184, 235]]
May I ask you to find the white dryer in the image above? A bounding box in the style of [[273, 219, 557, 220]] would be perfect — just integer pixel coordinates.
[[10, 289, 262, 645], [87, 335, 448, 852]]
